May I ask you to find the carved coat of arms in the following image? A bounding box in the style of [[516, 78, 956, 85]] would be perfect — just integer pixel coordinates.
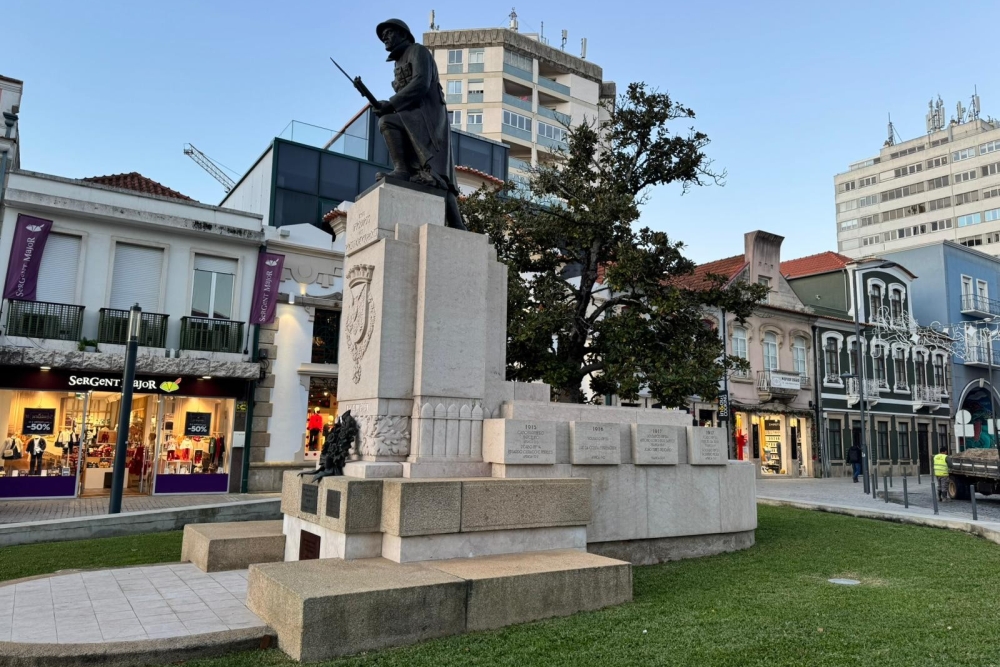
[[345, 264, 376, 383]]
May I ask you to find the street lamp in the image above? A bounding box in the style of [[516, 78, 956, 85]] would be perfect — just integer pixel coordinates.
[[109, 304, 142, 515], [847, 260, 896, 495]]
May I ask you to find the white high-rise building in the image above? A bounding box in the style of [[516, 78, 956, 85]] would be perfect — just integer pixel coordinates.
[[835, 96, 1000, 258]]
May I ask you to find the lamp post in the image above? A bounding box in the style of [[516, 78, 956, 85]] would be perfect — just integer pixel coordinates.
[[984, 317, 998, 443], [109, 304, 142, 514]]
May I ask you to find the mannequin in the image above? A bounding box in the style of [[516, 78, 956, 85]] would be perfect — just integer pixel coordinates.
[[26, 436, 46, 475], [307, 407, 324, 451]]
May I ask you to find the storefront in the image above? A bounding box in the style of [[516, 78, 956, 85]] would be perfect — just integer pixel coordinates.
[[733, 408, 814, 477], [0, 367, 250, 499]]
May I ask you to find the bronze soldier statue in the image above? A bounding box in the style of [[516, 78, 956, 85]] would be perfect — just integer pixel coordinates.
[[373, 18, 467, 231]]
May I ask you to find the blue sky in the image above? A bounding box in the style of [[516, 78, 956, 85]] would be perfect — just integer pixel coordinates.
[[5, 0, 1000, 264]]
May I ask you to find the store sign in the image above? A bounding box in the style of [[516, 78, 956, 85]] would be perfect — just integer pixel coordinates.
[[22, 408, 56, 435], [184, 412, 212, 436], [769, 372, 802, 391], [2, 214, 53, 301], [68, 376, 161, 391], [0, 367, 249, 399], [250, 251, 285, 325], [764, 419, 782, 432], [717, 394, 730, 420]]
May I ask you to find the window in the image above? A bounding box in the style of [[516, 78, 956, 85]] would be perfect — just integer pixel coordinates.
[[446, 80, 462, 96], [469, 49, 485, 64], [881, 182, 925, 203], [36, 233, 82, 305], [890, 145, 924, 159], [838, 200, 858, 213], [448, 110, 462, 127], [824, 338, 840, 381], [927, 175, 949, 190], [859, 175, 877, 188], [933, 355, 946, 387], [978, 279, 989, 302], [931, 137, 950, 147], [763, 332, 778, 371], [792, 336, 807, 378], [892, 163, 922, 178], [863, 234, 881, 246], [961, 234, 984, 247], [955, 190, 980, 206], [110, 244, 163, 312], [467, 111, 483, 125], [893, 347, 907, 389], [873, 344, 888, 388], [858, 194, 879, 208], [986, 207, 1000, 223], [840, 218, 858, 230], [861, 215, 878, 227], [889, 289, 902, 320], [930, 219, 953, 231], [467, 80, 484, 96], [877, 422, 890, 460], [982, 161, 1000, 177], [537, 121, 568, 143], [955, 169, 978, 184], [981, 139, 1000, 155], [984, 187, 1000, 199], [939, 424, 950, 453], [914, 350, 927, 386], [191, 255, 237, 320], [848, 339, 859, 376], [953, 146, 977, 162], [958, 212, 982, 227], [929, 196, 951, 211], [829, 421, 843, 460], [869, 283, 883, 319], [311, 309, 341, 364], [841, 180, 856, 192], [502, 109, 532, 132], [732, 326, 748, 360], [899, 423, 911, 460], [448, 50, 463, 65], [503, 50, 532, 72], [927, 155, 948, 169]]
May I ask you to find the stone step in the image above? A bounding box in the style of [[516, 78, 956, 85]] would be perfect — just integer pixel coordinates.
[[182, 520, 285, 572], [246, 549, 632, 662]]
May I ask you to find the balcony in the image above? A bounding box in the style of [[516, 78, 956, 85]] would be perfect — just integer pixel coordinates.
[[961, 293, 1000, 318], [467, 92, 484, 103], [503, 62, 533, 83], [502, 123, 533, 143], [5, 299, 84, 341], [179, 317, 244, 354], [468, 63, 484, 74], [537, 106, 572, 126], [97, 309, 169, 347], [509, 157, 532, 173], [537, 75, 570, 96], [446, 94, 463, 105], [757, 370, 803, 401], [964, 345, 1000, 367], [912, 384, 948, 411], [846, 377, 882, 407], [536, 134, 569, 152], [446, 63, 463, 74], [503, 92, 533, 112]]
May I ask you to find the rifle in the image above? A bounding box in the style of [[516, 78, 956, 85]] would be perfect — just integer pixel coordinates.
[[330, 58, 381, 111]]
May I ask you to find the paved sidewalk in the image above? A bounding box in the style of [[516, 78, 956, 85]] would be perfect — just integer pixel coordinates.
[[0, 563, 265, 643], [0, 493, 278, 526]]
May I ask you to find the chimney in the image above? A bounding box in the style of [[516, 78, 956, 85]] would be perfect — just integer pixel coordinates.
[[743, 230, 785, 283]]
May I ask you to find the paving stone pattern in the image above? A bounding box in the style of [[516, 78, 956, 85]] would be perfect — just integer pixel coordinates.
[[0, 493, 277, 526], [0, 564, 265, 643]]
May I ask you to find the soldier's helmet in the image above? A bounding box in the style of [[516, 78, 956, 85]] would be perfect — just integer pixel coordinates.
[[376, 19, 415, 44]]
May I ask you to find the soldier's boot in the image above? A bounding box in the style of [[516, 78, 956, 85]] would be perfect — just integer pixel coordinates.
[[376, 125, 413, 181]]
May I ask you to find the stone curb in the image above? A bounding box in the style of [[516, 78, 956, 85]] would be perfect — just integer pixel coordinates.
[[0, 626, 275, 667], [757, 497, 1000, 546], [0, 498, 281, 548]]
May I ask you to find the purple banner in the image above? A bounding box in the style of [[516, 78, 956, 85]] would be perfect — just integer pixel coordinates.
[[249, 252, 284, 325], [154, 473, 229, 495], [0, 475, 76, 499], [3, 214, 53, 301]]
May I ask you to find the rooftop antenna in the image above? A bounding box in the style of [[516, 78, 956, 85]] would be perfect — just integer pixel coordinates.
[[956, 98, 967, 125], [580, 37, 587, 59], [884, 113, 897, 147], [561, 29, 567, 50], [509, 8, 518, 31], [935, 95, 945, 131], [429, 9, 438, 31], [971, 85, 981, 121]]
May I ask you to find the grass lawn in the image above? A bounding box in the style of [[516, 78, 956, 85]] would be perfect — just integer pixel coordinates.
[[5, 507, 1000, 666]]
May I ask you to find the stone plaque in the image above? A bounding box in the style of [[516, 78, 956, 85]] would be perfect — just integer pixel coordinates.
[[346, 210, 379, 254], [299, 530, 320, 560], [570, 422, 620, 465], [300, 483, 318, 514], [632, 424, 683, 465], [326, 489, 342, 518], [482, 419, 557, 465], [687, 426, 728, 465]]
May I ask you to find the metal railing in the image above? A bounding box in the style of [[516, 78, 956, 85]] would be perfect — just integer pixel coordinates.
[[467, 92, 484, 103], [537, 106, 571, 126], [846, 377, 882, 400], [503, 92, 533, 112], [502, 62, 533, 82], [98, 309, 169, 347], [537, 75, 570, 96], [502, 124, 533, 142], [179, 316, 244, 354], [912, 384, 947, 404], [961, 293, 1000, 317], [965, 345, 1000, 366], [5, 299, 84, 341], [756, 370, 803, 394]]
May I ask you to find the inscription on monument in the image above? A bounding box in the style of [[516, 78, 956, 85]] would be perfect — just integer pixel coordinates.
[[346, 211, 379, 254], [483, 419, 556, 465], [570, 422, 620, 465], [326, 489, 342, 518], [687, 426, 728, 465], [632, 424, 682, 465], [300, 483, 318, 514]]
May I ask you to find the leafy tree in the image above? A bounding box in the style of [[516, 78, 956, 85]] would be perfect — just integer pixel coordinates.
[[461, 83, 768, 404]]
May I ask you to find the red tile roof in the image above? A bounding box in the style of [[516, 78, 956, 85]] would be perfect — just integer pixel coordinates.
[[455, 164, 504, 186], [672, 254, 747, 290], [82, 172, 193, 201], [780, 251, 853, 279]]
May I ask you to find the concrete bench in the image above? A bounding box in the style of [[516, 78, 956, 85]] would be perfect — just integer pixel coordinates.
[[182, 520, 286, 572]]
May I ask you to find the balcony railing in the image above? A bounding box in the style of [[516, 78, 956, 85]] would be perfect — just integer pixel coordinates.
[[467, 92, 484, 103], [964, 345, 1000, 367], [5, 299, 84, 341], [912, 384, 947, 405], [98, 309, 169, 347], [961, 293, 1000, 318], [537, 106, 571, 126], [180, 317, 244, 354], [502, 124, 533, 142], [509, 157, 532, 173], [757, 370, 803, 396], [502, 62, 533, 82], [846, 377, 882, 404], [503, 92, 533, 112], [537, 75, 570, 96]]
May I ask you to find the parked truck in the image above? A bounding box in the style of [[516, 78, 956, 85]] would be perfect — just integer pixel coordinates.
[[946, 448, 1000, 499]]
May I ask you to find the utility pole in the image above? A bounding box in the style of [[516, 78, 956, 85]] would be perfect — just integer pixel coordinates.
[[109, 304, 142, 514]]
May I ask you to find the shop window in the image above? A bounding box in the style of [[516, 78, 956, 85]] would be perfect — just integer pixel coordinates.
[[191, 256, 237, 320], [311, 310, 341, 364]]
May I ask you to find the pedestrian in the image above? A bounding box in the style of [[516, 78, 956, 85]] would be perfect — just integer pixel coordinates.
[[847, 442, 863, 483], [934, 445, 950, 502]]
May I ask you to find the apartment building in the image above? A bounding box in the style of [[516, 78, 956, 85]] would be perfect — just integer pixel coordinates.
[[0, 74, 22, 207], [422, 26, 615, 185], [835, 103, 1000, 258]]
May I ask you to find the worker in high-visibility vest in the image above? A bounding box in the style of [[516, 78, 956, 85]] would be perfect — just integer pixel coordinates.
[[934, 446, 950, 502]]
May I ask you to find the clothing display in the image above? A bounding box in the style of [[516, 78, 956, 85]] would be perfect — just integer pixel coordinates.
[[2, 436, 22, 460], [26, 437, 46, 476]]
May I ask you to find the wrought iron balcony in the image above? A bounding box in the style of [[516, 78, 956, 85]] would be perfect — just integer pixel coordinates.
[[757, 370, 803, 399], [98, 309, 169, 347], [964, 345, 1000, 367], [179, 316, 244, 354], [4, 299, 84, 341], [911, 384, 947, 410], [960, 293, 1000, 318], [846, 377, 882, 406]]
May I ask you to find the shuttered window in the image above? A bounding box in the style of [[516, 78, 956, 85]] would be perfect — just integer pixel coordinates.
[[192, 255, 237, 320], [36, 234, 82, 304], [109, 244, 164, 311]]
